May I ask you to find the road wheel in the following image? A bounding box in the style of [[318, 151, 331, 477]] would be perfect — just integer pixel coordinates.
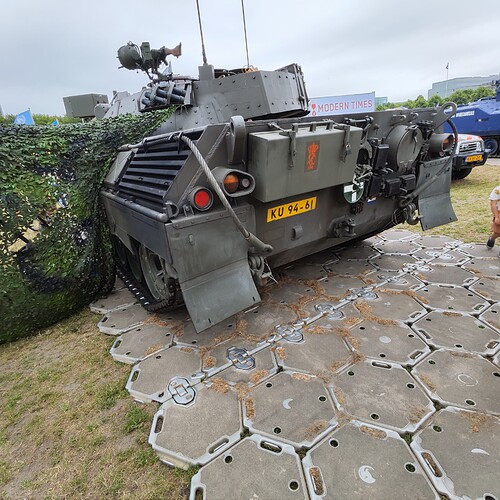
[[138, 244, 170, 301]]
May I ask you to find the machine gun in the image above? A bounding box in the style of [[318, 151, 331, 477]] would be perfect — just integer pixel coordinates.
[[117, 41, 182, 80], [115, 41, 187, 110]]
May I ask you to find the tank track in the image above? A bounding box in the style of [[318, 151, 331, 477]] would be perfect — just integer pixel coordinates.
[[116, 263, 184, 313]]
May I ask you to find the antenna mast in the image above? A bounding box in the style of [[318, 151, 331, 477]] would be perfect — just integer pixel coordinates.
[[195, 0, 208, 65], [241, 0, 250, 67]]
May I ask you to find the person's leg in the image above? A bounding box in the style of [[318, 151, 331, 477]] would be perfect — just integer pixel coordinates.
[[487, 221, 500, 249]]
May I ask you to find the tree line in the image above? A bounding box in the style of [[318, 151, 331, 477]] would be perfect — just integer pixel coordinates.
[[376, 86, 495, 111]]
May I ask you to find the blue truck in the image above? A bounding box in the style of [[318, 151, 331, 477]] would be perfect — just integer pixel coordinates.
[[450, 80, 500, 155], [442, 82, 500, 178]]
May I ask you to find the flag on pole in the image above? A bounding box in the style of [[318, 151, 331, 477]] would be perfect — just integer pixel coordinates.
[[13, 109, 35, 125], [445, 62, 449, 70]]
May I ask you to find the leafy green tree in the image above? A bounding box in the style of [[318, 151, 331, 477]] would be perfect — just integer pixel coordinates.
[[428, 94, 444, 107], [472, 86, 495, 100]]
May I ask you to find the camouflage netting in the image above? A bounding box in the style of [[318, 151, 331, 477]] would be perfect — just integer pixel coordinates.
[[0, 110, 171, 343]]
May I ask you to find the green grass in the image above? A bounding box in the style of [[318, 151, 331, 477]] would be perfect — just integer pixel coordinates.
[[406, 164, 497, 242], [0, 309, 189, 499]]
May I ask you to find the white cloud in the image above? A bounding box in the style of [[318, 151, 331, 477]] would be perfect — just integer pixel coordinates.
[[1, 0, 499, 115]]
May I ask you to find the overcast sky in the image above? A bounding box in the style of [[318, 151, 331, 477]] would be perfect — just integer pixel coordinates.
[[1, 0, 499, 116]]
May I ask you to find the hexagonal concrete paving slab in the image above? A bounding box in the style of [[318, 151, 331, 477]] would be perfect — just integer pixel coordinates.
[[149, 383, 242, 469], [90, 228, 500, 498], [190, 435, 308, 500], [303, 421, 438, 499], [412, 311, 500, 356], [243, 371, 337, 449], [331, 360, 434, 433], [413, 349, 500, 415], [411, 407, 500, 499]]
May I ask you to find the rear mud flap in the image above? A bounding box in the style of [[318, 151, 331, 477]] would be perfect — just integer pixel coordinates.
[[417, 158, 457, 230], [179, 259, 261, 332]]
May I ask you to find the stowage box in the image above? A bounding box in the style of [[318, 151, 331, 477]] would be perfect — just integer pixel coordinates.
[[247, 124, 363, 202]]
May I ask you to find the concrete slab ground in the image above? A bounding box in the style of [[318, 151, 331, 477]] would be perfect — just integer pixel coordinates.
[[90, 228, 500, 498], [303, 421, 438, 499]]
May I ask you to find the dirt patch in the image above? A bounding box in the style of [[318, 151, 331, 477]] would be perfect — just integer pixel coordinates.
[[209, 377, 230, 394], [303, 279, 326, 296], [351, 350, 366, 364], [336, 410, 352, 426], [274, 346, 287, 360], [234, 383, 252, 402], [305, 420, 328, 439], [354, 300, 373, 317], [203, 355, 217, 368], [449, 351, 475, 359], [381, 288, 428, 305], [408, 406, 429, 424], [143, 315, 172, 327], [354, 300, 398, 326], [315, 369, 334, 385], [329, 359, 349, 373], [291, 372, 313, 382], [465, 266, 482, 277], [244, 398, 255, 419], [443, 311, 463, 317], [333, 387, 347, 406], [250, 370, 269, 385], [334, 327, 360, 349], [419, 374, 437, 392], [460, 410, 491, 433], [343, 316, 361, 328], [305, 325, 331, 335], [179, 347, 194, 353], [359, 425, 386, 439], [144, 344, 164, 356]]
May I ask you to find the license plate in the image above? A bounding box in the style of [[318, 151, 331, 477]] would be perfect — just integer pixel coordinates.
[[267, 197, 317, 222], [466, 154, 483, 163]]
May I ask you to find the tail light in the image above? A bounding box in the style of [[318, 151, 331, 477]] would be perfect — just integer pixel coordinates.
[[213, 167, 255, 197], [189, 187, 213, 211]]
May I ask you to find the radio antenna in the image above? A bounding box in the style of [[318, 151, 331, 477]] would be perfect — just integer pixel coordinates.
[[241, 0, 250, 67], [195, 0, 208, 65]]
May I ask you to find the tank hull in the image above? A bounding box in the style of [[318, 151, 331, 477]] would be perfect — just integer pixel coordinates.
[[101, 106, 456, 332]]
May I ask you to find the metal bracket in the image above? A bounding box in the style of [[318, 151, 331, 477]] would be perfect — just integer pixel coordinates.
[[227, 347, 256, 370], [275, 326, 304, 343], [335, 124, 352, 161], [346, 288, 378, 301], [286, 124, 299, 169], [314, 303, 344, 319], [327, 216, 356, 238], [168, 377, 196, 406]]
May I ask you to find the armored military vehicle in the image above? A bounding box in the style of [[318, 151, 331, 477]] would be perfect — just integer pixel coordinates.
[[100, 41, 458, 332], [445, 79, 500, 156]]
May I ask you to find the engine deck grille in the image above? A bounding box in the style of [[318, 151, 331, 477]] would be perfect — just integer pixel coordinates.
[[117, 130, 202, 211]]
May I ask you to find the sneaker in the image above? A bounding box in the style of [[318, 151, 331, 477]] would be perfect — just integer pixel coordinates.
[[486, 237, 495, 249]]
